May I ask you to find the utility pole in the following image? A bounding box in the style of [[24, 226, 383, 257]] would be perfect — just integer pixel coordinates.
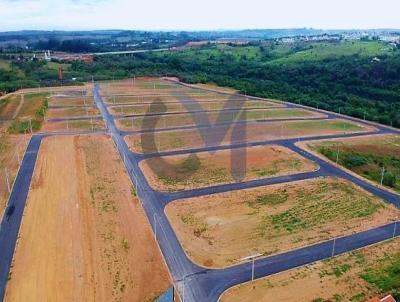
[[251, 256, 255, 281], [364, 110, 366, 121], [24, 129, 27, 146], [380, 166, 385, 185], [4, 168, 11, 194], [153, 213, 157, 240], [29, 118, 33, 134], [336, 144, 340, 164], [332, 238, 336, 257]]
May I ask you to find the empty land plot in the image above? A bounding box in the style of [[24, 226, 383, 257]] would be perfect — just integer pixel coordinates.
[[49, 97, 94, 107], [46, 107, 100, 119], [188, 83, 240, 94], [117, 108, 324, 131], [104, 94, 278, 105], [109, 101, 276, 116], [0, 95, 22, 120], [140, 145, 318, 191], [0, 133, 27, 217], [4, 135, 171, 302], [165, 177, 399, 268], [0, 93, 48, 121], [303, 134, 400, 193], [221, 238, 400, 302], [104, 93, 236, 104], [126, 120, 369, 153], [99, 78, 191, 96], [42, 119, 105, 132], [3, 93, 49, 134]]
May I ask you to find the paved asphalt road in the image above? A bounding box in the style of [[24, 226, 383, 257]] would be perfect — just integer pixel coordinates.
[[0, 135, 42, 301], [0, 83, 398, 302]]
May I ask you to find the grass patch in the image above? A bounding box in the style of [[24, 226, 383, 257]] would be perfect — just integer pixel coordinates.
[[7, 94, 48, 133], [316, 138, 400, 192], [361, 254, 400, 293], [256, 178, 382, 236]]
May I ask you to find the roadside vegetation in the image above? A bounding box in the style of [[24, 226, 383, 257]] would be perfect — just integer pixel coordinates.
[[309, 136, 400, 192], [6, 93, 49, 133]]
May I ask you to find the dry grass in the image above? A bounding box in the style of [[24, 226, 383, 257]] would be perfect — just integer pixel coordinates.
[[126, 119, 370, 153], [140, 145, 318, 191], [166, 177, 399, 268]]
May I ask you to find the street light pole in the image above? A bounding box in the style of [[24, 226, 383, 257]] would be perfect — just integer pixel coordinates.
[[380, 166, 385, 185], [4, 168, 11, 194], [336, 145, 340, 164], [251, 256, 255, 281], [332, 238, 336, 257], [153, 213, 157, 240]]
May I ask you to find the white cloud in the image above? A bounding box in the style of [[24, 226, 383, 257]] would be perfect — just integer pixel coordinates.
[[1, 0, 400, 31]]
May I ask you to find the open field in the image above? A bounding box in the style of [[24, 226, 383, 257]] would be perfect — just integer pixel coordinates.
[[49, 97, 94, 107], [46, 107, 100, 119], [0, 134, 27, 218], [303, 134, 400, 193], [140, 145, 318, 191], [188, 83, 239, 94], [0, 93, 48, 121], [5, 135, 171, 302], [108, 100, 278, 115], [165, 177, 399, 268], [116, 108, 324, 131], [42, 119, 105, 132], [221, 237, 400, 302], [103, 93, 233, 104], [126, 119, 370, 153], [0, 93, 49, 134], [99, 78, 196, 96]]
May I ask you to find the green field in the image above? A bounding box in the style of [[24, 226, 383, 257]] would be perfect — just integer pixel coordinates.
[[309, 135, 400, 192]]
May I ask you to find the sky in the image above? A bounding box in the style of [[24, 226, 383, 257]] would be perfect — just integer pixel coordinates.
[[1, 0, 400, 31]]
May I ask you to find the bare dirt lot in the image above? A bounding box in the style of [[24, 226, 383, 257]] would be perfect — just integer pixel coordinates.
[[49, 97, 94, 107], [165, 177, 399, 268], [126, 119, 371, 153], [41, 119, 105, 132], [116, 108, 324, 131], [99, 78, 192, 96], [46, 107, 100, 119], [188, 83, 240, 94], [140, 145, 318, 191], [108, 100, 277, 116], [5, 135, 171, 302], [221, 237, 400, 302]]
